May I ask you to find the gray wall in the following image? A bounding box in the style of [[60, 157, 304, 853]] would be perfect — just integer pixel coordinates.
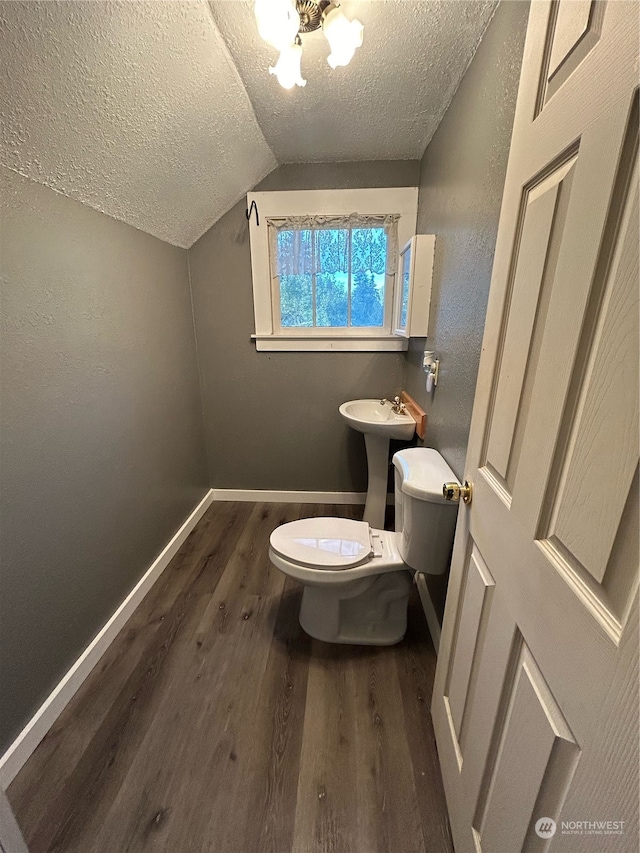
[[0, 167, 208, 752], [188, 161, 419, 492], [403, 0, 530, 480], [401, 0, 529, 622]]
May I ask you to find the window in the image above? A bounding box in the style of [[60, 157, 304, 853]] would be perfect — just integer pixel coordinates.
[[270, 216, 397, 333], [248, 188, 418, 351]]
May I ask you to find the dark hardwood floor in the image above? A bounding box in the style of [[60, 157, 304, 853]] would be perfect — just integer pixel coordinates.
[[8, 501, 453, 853]]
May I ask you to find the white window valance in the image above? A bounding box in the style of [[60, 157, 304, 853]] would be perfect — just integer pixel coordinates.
[[267, 213, 400, 280]]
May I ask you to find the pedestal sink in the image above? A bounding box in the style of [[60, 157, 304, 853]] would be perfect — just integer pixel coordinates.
[[339, 399, 415, 529]]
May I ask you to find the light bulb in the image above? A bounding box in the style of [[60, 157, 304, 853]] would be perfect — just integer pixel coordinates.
[[254, 0, 300, 52], [322, 4, 363, 69], [269, 41, 307, 89]]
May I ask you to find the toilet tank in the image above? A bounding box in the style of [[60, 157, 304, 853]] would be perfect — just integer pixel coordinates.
[[393, 448, 459, 575]]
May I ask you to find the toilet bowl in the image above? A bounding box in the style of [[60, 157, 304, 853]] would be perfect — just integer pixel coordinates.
[[269, 447, 459, 645]]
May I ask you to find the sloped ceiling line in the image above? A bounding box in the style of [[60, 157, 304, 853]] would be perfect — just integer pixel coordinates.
[[0, 0, 278, 248], [0, 0, 496, 248]]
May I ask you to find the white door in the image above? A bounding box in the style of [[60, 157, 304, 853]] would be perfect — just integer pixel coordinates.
[[432, 2, 639, 851]]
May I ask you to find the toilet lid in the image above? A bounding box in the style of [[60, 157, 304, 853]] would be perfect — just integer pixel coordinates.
[[270, 517, 372, 569]]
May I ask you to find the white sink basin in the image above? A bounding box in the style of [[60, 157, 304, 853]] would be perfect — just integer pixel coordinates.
[[339, 399, 415, 440]]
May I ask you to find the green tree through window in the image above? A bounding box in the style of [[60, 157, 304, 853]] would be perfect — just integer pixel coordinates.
[[277, 227, 387, 329]]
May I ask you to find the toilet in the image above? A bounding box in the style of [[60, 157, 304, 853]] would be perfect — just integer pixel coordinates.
[[269, 447, 459, 645]]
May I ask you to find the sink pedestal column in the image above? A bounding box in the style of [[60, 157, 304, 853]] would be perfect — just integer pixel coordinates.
[[363, 433, 390, 529]]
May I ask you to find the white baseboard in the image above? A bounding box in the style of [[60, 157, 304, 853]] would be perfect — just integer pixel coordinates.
[[0, 488, 215, 790], [212, 488, 394, 505], [415, 572, 442, 654]]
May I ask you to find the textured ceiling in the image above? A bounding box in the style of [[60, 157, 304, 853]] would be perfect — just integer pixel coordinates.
[[1, 0, 496, 247], [0, 1, 277, 248], [209, 0, 497, 163]]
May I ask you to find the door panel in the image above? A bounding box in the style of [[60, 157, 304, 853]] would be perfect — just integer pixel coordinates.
[[512, 98, 639, 538], [483, 154, 578, 492], [510, 99, 636, 534], [444, 543, 495, 753], [548, 0, 595, 78], [542, 0, 605, 107], [433, 3, 639, 851], [539, 146, 639, 585], [473, 644, 580, 853]]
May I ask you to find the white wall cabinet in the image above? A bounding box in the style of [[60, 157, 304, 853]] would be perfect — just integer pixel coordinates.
[[393, 234, 436, 338]]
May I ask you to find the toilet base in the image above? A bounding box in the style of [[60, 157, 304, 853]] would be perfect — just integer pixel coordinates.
[[298, 570, 412, 646]]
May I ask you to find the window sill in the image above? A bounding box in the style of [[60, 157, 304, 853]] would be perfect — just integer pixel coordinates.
[[251, 334, 409, 352]]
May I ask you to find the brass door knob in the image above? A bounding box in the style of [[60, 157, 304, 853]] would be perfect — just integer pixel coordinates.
[[443, 480, 473, 505]]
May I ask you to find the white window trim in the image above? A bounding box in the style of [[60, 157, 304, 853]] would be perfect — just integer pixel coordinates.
[[247, 187, 418, 352]]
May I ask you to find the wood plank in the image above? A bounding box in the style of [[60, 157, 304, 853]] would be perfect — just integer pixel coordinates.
[[291, 641, 361, 853], [351, 645, 425, 853], [237, 574, 312, 853], [396, 596, 454, 852], [401, 390, 427, 440]]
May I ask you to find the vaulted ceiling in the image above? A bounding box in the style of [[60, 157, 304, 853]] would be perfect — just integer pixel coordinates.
[[0, 1, 496, 248]]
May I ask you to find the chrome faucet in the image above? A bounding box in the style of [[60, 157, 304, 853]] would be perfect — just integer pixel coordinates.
[[380, 395, 406, 414]]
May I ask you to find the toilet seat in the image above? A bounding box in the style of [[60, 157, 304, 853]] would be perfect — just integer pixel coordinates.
[[269, 517, 373, 570], [269, 516, 406, 586], [269, 515, 410, 644]]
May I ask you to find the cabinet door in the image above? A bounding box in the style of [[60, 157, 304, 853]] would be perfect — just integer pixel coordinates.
[[394, 241, 413, 336], [393, 235, 435, 337]]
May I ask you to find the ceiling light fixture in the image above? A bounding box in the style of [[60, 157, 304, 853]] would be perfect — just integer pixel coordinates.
[[255, 0, 364, 89], [269, 35, 307, 89]]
